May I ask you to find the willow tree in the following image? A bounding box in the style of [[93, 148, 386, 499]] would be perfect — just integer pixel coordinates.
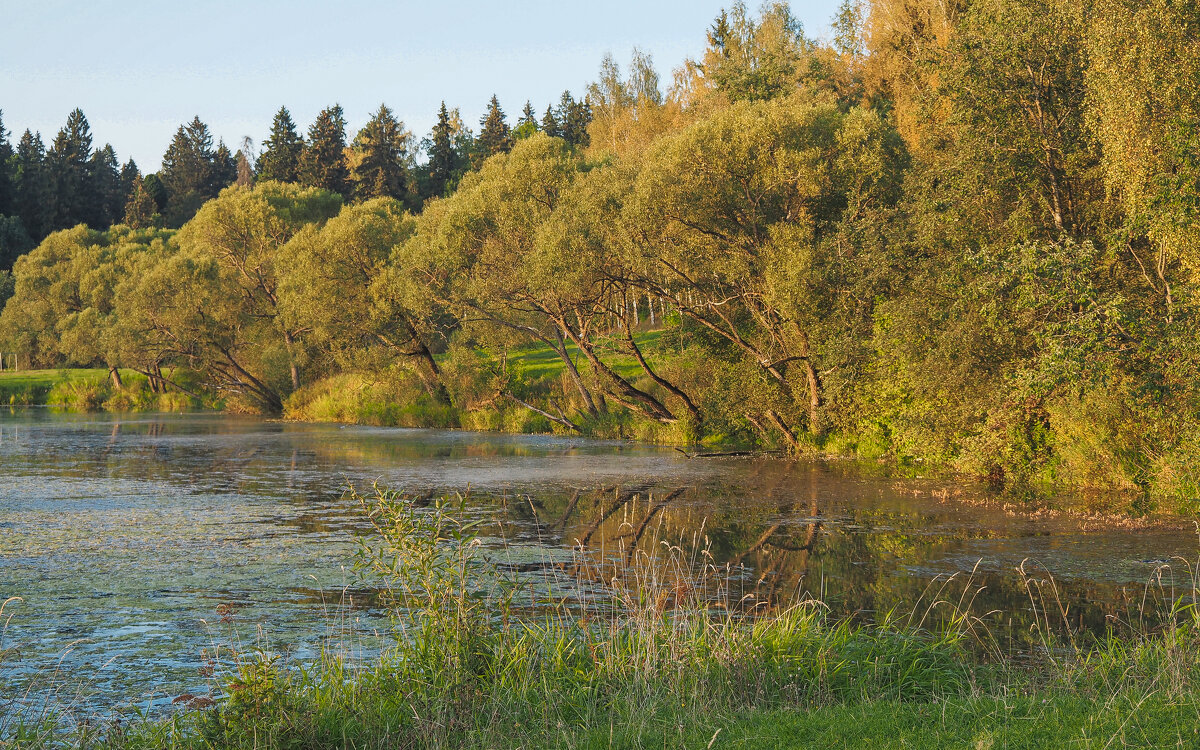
[[1087, 0, 1200, 304], [625, 93, 904, 442], [140, 182, 342, 411], [0, 225, 175, 387], [277, 198, 449, 401]]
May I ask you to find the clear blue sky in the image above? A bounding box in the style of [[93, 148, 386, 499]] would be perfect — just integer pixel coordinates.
[[1, 1, 842, 171]]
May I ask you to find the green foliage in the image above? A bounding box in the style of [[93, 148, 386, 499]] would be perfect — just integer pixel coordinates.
[[3, 0, 1200, 502]]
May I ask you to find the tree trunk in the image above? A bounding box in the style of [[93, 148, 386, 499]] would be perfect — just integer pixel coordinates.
[[282, 330, 301, 392], [109, 366, 124, 389], [554, 327, 600, 418], [562, 324, 676, 423], [796, 328, 822, 435]]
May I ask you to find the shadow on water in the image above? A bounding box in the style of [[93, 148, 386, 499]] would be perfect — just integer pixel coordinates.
[[2, 407, 1198, 714]]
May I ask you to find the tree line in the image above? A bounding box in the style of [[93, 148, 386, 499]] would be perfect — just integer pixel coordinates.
[[3, 0, 1199, 501], [0, 91, 592, 269]]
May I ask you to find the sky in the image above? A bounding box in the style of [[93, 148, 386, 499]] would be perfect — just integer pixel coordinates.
[[1, 1, 842, 171]]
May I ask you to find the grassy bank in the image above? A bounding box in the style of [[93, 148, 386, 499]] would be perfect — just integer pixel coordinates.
[[0, 369, 211, 412], [5, 487, 1200, 749]]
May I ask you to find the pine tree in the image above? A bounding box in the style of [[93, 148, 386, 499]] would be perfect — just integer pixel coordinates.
[[301, 105, 350, 195], [476, 95, 512, 165], [351, 104, 410, 201], [257, 107, 304, 183], [13, 130, 53, 240], [425, 101, 457, 199], [47, 108, 95, 230], [541, 105, 562, 139], [0, 111, 14, 217]]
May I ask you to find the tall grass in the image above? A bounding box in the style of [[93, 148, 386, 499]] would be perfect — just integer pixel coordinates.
[[6, 490, 1200, 748]]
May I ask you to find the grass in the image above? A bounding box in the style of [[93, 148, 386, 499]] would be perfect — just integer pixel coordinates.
[[0, 368, 208, 411], [0, 368, 112, 405], [5, 485, 1200, 749]]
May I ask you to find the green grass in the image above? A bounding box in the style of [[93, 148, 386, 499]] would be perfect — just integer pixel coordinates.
[[0, 368, 114, 404], [7, 486, 1200, 749], [0, 368, 207, 411]]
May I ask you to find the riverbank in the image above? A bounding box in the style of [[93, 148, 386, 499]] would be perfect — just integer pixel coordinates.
[[0, 369, 211, 412], [6, 363, 1200, 518], [5, 487, 1199, 749]]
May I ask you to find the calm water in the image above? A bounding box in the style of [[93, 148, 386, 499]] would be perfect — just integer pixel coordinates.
[[1, 408, 1196, 716]]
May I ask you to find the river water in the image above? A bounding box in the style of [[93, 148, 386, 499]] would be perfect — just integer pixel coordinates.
[[1, 408, 1197, 717]]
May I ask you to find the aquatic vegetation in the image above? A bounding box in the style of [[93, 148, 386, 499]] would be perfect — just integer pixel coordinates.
[[6, 485, 1200, 748]]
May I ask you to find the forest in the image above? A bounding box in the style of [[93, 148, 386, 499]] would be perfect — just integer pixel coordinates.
[[1, 0, 1198, 502]]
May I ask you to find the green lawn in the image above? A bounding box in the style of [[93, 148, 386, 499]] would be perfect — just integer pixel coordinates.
[[494, 329, 669, 382], [0, 368, 112, 403]]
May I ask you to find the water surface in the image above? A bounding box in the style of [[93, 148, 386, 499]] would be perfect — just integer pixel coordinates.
[[1, 409, 1195, 716]]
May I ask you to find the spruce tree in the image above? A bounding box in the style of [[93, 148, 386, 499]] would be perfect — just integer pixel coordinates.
[[257, 107, 304, 183], [0, 215, 31, 272], [558, 92, 592, 148], [160, 116, 232, 226], [514, 100, 540, 140], [87, 144, 123, 229], [541, 105, 561, 139], [123, 175, 161, 229], [47, 108, 95, 230], [351, 104, 410, 202], [476, 95, 512, 165], [0, 111, 14, 217], [14, 130, 53, 240], [212, 140, 237, 192], [301, 104, 350, 196], [426, 101, 457, 199], [142, 173, 168, 213], [119, 159, 140, 204]]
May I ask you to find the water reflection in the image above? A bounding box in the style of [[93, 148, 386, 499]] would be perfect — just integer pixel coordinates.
[[1, 408, 1197, 715]]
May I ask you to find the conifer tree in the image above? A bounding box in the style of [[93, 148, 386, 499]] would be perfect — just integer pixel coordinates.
[[351, 104, 411, 202], [0, 111, 14, 217], [301, 105, 350, 196], [476, 95, 512, 164], [0, 215, 31, 271], [47, 108, 95, 231], [514, 101, 540, 140], [160, 116, 216, 225], [87, 143, 123, 228], [142, 173, 168, 213], [236, 150, 254, 187], [212, 140, 238, 192], [557, 92, 592, 148], [119, 159, 139, 202], [541, 105, 561, 138], [13, 130, 53, 240], [257, 107, 304, 183], [122, 175, 161, 229], [425, 101, 457, 199]]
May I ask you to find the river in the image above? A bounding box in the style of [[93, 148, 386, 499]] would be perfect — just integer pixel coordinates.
[[1, 408, 1196, 717]]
